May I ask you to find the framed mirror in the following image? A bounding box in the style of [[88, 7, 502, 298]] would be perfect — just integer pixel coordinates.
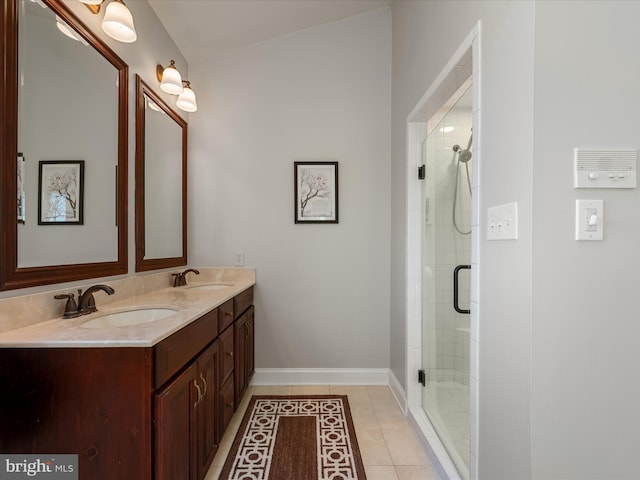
[[135, 75, 187, 271], [0, 0, 128, 290]]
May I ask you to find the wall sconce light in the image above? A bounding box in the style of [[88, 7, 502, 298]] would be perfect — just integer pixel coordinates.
[[156, 60, 183, 95], [176, 81, 198, 113], [56, 15, 88, 45], [78, 0, 102, 12], [145, 97, 163, 113], [157, 61, 199, 113], [79, 0, 137, 44]]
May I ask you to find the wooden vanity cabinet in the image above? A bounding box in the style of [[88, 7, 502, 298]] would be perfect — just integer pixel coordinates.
[[0, 286, 254, 480]]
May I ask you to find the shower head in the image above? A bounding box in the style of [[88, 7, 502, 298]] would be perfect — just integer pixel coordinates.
[[458, 149, 472, 163], [452, 143, 472, 163]]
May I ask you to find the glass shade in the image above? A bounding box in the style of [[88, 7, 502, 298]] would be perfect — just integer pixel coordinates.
[[176, 86, 197, 112], [56, 16, 80, 41], [78, 0, 103, 5], [160, 64, 183, 95], [146, 97, 162, 112], [101, 0, 137, 44]]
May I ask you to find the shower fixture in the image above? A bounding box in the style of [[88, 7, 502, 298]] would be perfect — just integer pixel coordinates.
[[452, 133, 473, 163], [452, 133, 473, 235]]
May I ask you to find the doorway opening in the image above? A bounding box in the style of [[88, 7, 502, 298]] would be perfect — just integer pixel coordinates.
[[404, 23, 480, 480]]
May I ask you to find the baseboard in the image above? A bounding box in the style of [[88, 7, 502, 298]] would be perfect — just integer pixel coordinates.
[[387, 369, 408, 415], [252, 368, 389, 385]]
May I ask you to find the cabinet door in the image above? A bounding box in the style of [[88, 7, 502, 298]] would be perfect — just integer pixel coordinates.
[[246, 306, 255, 382], [234, 316, 247, 404], [196, 341, 219, 479], [219, 375, 235, 439], [155, 363, 197, 480]]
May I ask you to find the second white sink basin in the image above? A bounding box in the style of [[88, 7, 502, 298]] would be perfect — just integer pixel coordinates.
[[80, 306, 179, 329], [184, 283, 232, 290]]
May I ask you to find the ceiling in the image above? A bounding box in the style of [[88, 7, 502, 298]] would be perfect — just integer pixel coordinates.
[[147, 0, 393, 62]]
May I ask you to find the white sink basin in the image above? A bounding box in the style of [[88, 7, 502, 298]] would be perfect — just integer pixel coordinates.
[[184, 283, 232, 290], [80, 306, 179, 329]]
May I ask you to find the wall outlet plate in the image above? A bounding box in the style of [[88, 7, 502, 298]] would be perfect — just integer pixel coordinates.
[[487, 202, 518, 240]]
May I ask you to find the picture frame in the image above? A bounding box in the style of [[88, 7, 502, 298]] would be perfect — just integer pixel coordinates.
[[38, 160, 84, 225], [294, 161, 338, 223]]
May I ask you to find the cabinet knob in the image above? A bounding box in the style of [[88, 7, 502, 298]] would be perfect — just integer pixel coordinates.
[[226, 351, 233, 357], [226, 402, 234, 408]]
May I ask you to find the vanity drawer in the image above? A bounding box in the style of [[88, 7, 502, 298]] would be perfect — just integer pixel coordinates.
[[219, 299, 234, 332], [234, 287, 253, 318], [154, 308, 218, 388]]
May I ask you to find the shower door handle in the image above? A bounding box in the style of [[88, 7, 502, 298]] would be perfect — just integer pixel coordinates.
[[453, 264, 471, 314]]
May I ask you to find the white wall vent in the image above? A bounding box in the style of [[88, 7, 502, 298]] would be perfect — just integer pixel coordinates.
[[574, 148, 637, 188]]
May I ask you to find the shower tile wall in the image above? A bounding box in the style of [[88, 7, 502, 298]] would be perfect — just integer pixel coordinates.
[[425, 106, 472, 386]]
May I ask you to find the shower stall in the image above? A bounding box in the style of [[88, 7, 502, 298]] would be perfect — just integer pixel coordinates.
[[420, 86, 472, 480]]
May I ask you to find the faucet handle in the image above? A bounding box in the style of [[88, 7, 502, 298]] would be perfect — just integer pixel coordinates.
[[54, 293, 79, 319], [172, 272, 183, 287]]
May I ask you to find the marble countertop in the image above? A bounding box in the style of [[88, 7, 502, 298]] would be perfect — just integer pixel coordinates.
[[0, 272, 255, 348]]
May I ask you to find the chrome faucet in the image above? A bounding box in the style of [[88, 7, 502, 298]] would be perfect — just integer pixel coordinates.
[[77, 284, 115, 315], [172, 268, 200, 287]]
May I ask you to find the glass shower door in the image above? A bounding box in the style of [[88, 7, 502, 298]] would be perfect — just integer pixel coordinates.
[[421, 87, 472, 480]]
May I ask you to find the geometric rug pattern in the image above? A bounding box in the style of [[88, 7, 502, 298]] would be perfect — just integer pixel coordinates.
[[219, 395, 367, 480]]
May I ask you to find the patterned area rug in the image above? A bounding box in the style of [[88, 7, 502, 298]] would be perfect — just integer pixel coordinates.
[[219, 395, 367, 480]]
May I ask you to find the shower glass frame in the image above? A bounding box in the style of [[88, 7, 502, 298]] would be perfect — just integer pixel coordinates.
[[421, 86, 473, 480]]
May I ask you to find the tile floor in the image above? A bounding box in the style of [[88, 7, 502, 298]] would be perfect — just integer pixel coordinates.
[[205, 385, 440, 480]]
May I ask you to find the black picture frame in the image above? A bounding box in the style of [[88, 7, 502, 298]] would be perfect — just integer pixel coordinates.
[[38, 160, 84, 225], [294, 161, 339, 224]]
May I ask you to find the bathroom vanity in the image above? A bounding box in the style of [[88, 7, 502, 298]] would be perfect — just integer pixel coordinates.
[[0, 276, 254, 480]]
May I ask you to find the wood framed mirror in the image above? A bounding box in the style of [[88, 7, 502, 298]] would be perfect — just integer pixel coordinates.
[[135, 75, 187, 271], [0, 0, 128, 290]]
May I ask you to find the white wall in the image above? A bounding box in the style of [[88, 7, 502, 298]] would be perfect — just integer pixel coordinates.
[[394, 1, 640, 479], [532, 2, 640, 477], [188, 9, 392, 370], [391, 1, 535, 478]]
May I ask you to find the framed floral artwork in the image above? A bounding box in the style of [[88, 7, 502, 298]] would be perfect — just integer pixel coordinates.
[[38, 160, 84, 225], [294, 161, 338, 224]]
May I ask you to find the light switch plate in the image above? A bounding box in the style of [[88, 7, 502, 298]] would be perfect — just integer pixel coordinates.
[[576, 199, 603, 241], [487, 202, 518, 240]]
